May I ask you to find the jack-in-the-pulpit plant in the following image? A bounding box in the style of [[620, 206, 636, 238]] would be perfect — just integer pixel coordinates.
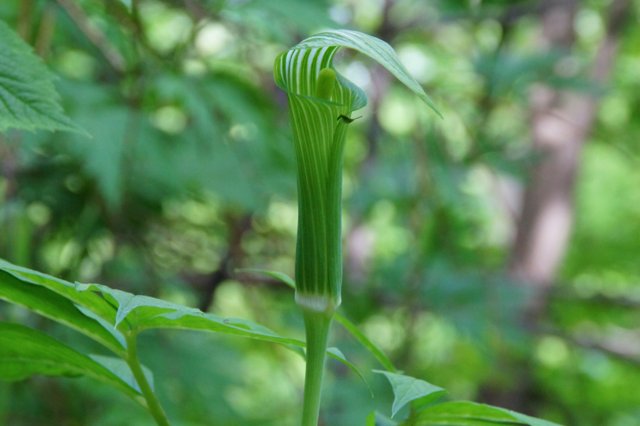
[[0, 20, 562, 426], [274, 29, 439, 425]]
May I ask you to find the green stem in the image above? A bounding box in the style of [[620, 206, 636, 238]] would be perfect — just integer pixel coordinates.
[[125, 333, 170, 426], [301, 310, 333, 426]]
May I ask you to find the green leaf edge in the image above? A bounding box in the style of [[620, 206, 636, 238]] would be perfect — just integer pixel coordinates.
[[0, 322, 144, 405]]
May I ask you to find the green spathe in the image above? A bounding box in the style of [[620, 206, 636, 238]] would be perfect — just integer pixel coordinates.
[[275, 29, 438, 425], [274, 29, 438, 313]]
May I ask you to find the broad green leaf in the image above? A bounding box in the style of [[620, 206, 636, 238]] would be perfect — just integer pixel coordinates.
[[0, 21, 84, 134], [412, 402, 562, 426], [375, 370, 446, 418], [0, 269, 125, 354], [0, 258, 303, 346], [0, 322, 143, 404], [238, 268, 397, 371], [0, 259, 120, 326], [86, 284, 368, 379], [119, 298, 295, 344], [81, 282, 299, 343], [0, 259, 360, 374]]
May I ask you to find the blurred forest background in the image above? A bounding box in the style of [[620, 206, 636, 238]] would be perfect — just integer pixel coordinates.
[[1, 0, 639, 425]]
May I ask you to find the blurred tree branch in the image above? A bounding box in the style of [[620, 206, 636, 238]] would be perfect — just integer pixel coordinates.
[[56, 0, 126, 73], [190, 214, 253, 312], [18, 0, 34, 40], [548, 327, 640, 366], [35, 4, 56, 57]]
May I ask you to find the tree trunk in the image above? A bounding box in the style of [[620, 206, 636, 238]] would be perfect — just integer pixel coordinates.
[[510, 0, 629, 321], [482, 0, 631, 412]]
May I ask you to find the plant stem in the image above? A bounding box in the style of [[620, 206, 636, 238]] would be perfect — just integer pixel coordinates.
[[301, 310, 333, 426], [125, 333, 170, 426]]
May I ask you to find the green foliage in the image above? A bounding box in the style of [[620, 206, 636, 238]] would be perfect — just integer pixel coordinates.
[[0, 269, 125, 354], [0, 258, 364, 424], [375, 372, 559, 426], [0, 21, 83, 134], [0, 322, 143, 402], [0, 1, 637, 425], [0, 258, 354, 354]]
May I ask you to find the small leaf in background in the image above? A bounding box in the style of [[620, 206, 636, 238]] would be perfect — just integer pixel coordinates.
[[69, 107, 128, 209], [0, 323, 143, 403], [335, 313, 397, 373], [236, 268, 296, 289], [374, 370, 445, 418], [0, 21, 85, 134]]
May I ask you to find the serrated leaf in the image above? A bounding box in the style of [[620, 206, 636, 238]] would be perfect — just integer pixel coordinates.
[[375, 370, 446, 418], [412, 401, 563, 426], [0, 20, 85, 134], [0, 322, 143, 403]]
